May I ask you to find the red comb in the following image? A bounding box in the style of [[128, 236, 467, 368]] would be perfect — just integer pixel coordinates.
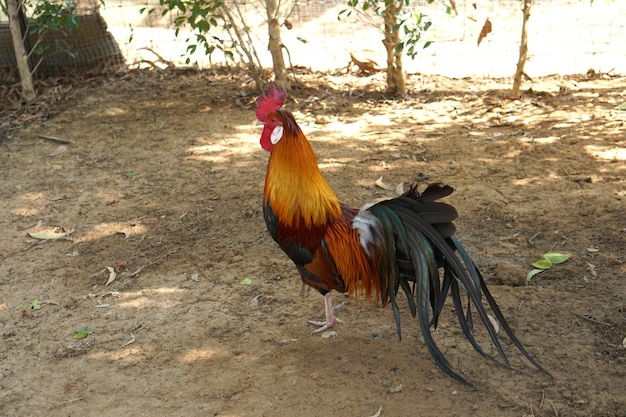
[[256, 84, 286, 121]]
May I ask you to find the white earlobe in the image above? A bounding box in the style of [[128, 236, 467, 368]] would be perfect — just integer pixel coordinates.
[[270, 126, 284, 145]]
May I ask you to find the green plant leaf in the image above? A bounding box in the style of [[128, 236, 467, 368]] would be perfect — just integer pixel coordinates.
[[73, 326, 94, 339], [543, 252, 571, 264], [29, 299, 42, 310], [240, 277, 252, 286], [526, 268, 545, 282], [532, 259, 553, 270], [615, 102, 626, 111]]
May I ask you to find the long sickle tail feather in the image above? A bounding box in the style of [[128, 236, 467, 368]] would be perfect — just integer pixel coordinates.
[[367, 184, 551, 386]]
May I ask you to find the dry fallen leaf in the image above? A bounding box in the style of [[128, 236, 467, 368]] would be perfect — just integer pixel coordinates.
[[374, 176, 395, 191], [488, 314, 500, 333], [369, 406, 383, 417], [29, 228, 70, 240], [48, 145, 68, 157], [105, 266, 117, 286], [477, 17, 492, 46], [394, 182, 405, 196]]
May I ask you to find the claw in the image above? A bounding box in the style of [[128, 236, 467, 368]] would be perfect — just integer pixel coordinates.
[[308, 292, 344, 334]]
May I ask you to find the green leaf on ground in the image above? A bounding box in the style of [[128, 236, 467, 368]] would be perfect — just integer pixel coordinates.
[[73, 327, 94, 339]]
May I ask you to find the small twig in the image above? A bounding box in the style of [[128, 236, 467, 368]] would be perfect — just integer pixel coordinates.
[[123, 333, 136, 347], [499, 232, 521, 241], [549, 400, 559, 417], [527, 231, 540, 245], [573, 313, 612, 327], [137, 47, 175, 69], [40, 279, 55, 300], [36, 134, 71, 144], [21, 239, 48, 252], [539, 391, 545, 409], [522, 71, 534, 82], [59, 398, 83, 406], [549, 237, 568, 252], [560, 319, 579, 336]]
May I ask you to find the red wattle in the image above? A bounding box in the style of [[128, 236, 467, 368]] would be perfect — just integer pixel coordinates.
[[260, 126, 274, 152]]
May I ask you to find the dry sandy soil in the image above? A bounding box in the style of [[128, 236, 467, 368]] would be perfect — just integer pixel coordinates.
[[1, 70, 625, 417]]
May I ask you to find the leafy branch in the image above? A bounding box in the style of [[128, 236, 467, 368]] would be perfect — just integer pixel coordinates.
[[141, 0, 228, 63], [339, 0, 436, 60], [26, 0, 81, 74]]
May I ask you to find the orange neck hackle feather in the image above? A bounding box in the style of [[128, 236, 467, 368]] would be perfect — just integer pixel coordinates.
[[264, 110, 342, 229]]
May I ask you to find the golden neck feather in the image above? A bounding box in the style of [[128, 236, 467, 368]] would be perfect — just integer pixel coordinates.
[[264, 127, 342, 228]]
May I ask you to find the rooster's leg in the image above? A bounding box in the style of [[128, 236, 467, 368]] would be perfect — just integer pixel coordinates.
[[308, 292, 344, 334]]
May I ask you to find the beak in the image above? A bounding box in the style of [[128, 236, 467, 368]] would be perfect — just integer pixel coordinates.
[[256, 120, 264, 126]]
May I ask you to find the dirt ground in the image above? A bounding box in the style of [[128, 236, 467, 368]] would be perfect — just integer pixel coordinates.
[[1, 70, 625, 417]]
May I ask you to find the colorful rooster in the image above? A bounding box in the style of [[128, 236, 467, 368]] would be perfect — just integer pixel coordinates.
[[256, 85, 549, 386]]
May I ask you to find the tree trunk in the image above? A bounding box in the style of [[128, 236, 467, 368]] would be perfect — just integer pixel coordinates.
[[7, 0, 36, 102], [265, 0, 289, 89], [512, 0, 531, 99], [383, 1, 406, 96]]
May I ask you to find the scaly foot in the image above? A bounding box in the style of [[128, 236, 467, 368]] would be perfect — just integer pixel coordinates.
[[307, 292, 344, 334]]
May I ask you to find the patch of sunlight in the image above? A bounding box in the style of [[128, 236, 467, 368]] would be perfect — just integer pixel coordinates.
[[118, 287, 182, 298], [78, 221, 148, 242], [186, 133, 261, 161], [0, 303, 6, 311], [103, 107, 127, 116], [179, 347, 230, 364], [585, 145, 626, 161], [11, 192, 48, 216], [476, 158, 500, 165], [115, 287, 183, 309], [116, 296, 182, 309], [502, 149, 522, 158], [88, 346, 154, 362], [512, 174, 559, 186], [193, 144, 226, 153], [233, 123, 258, 132], [320, 120, 368, 137], [183, 349, 258, 365], [520, 136, 560, 144], [187, 144, 229, 163], [318, 162, 345, 169], [12, 206, 40, 216], [512, 178, 533, 186]]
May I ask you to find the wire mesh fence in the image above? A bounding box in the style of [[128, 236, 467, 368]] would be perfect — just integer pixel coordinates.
[[0, 0, 124, 75], [1, 0, 625, 77]]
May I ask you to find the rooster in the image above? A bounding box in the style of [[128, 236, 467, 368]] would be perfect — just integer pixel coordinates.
[[256, 85, 549, 386]]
